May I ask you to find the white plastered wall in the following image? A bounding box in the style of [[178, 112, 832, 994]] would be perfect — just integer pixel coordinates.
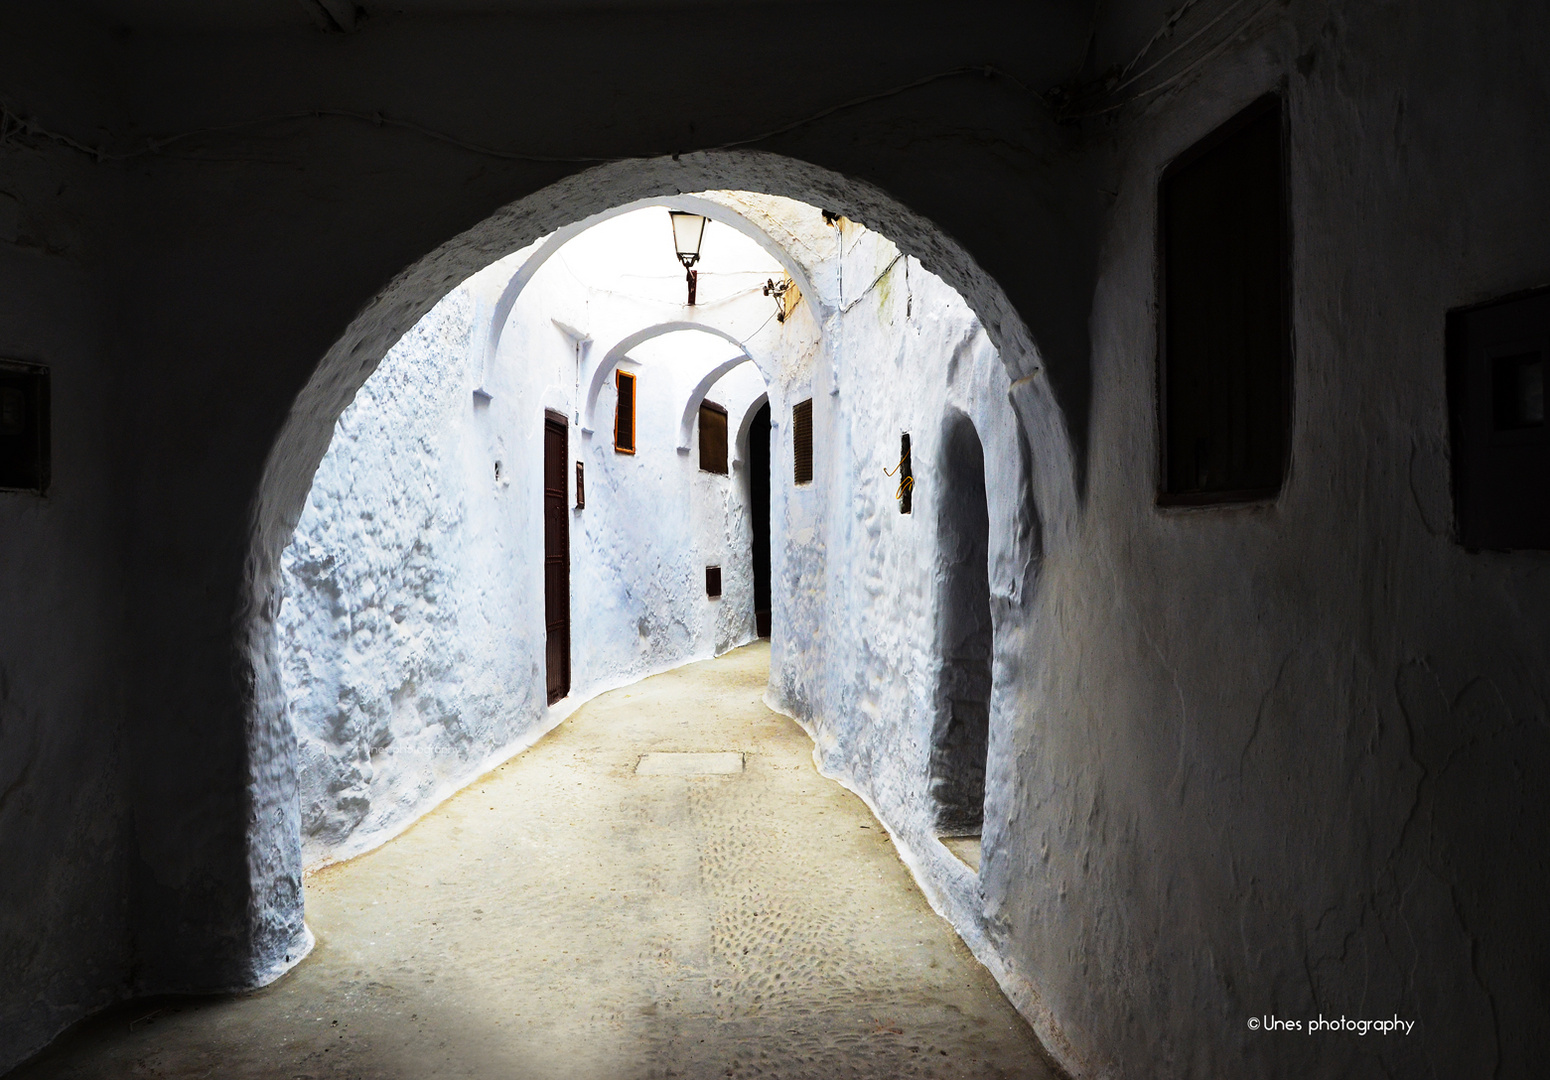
[[279, 209, 795, 865]]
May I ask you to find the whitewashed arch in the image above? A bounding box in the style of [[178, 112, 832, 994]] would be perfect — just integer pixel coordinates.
[[478, 193, 825, 386], [676, 356, 762, 452], [245, 149, 1077, 994], [579, 321, 773, 435], [732, 390, 772, 468]]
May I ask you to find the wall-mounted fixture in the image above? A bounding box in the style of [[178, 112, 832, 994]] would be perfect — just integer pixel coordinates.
[[705, 565, 722, 598], [669, 211, 707, 306], [575, 460, 585, 509], [0, 359, 49, 495], [763, 274, 799, 323], [885, 432, 913, 514]]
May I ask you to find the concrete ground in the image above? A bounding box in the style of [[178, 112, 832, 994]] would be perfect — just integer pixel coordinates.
[[13, 642, 1059, 1080]]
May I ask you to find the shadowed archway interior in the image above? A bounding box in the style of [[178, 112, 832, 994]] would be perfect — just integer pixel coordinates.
[[930, 415, 993, 837]]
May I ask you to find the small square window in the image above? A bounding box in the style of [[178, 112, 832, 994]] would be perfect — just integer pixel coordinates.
[[1449, 287, 1550, 550], [1492, 353, 1545, 432], [0, 360, 49, 495], [705, 565, 722, 598]]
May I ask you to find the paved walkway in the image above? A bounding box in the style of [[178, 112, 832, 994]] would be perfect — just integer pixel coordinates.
[[16, 642, 1058, 1080]]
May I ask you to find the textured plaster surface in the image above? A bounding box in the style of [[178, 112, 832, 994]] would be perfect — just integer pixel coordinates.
[[994, 4, 1550, 1078], [279, 282, 532, 863], [0, 12, 133, 1066], [279, 211, 785, 865], [751, 219, 1060, 1066], [10, 646, 1058, 1080]]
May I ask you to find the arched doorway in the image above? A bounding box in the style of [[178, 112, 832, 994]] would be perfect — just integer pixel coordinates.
[[746, 400, 772, 638], [929, 414, 993, 839]]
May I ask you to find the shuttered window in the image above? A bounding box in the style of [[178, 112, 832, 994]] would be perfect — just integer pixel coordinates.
[[699, 400, 728, 474], [614, 369, 636, 454], [1159, 94, 1289, 504], [705, 565, 722, 598], [792, 398, 813, 485]]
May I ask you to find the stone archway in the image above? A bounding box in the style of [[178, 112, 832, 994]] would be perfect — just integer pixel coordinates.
[[242, 149, 1077, 988]]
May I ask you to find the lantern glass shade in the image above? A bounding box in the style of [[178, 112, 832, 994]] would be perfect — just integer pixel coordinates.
[[669, 211, 707, 264]]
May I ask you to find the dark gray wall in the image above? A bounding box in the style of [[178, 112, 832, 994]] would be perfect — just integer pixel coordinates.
[[0, 6, 135, 1064], [1008, 1, 1550, 1076]]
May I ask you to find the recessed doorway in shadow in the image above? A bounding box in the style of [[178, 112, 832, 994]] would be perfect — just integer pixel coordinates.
[[748, 401, 772, 638], [930, 415, 992, 837]]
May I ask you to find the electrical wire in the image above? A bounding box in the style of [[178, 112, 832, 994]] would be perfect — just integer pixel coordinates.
[[0, 64, 1048, 167], [0, 1, 1288, 166], [840, 251, 907, 314], [1107, 0, 1257, 98], [1056, 0, 1283, 120], [1063, 0, 1281, 120], [1113, 0, 1205, 85]]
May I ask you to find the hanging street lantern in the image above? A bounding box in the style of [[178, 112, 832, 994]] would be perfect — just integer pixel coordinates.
[[669, 210, 707, 305]]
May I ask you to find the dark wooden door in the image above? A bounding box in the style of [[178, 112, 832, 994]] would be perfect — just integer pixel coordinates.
[[748, 401, 771, 637], [543, 411, 571, 703]]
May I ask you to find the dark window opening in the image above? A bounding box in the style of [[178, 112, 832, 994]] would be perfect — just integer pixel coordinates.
[[793, 398, 813, 485], [748, 402, 772, 637], [1159, 94, 1290, 504], [0, 360, 50, 495], [699, 399, 728, 474], [705, 565, 722, 598], [614, 369, 636, 454], [929, 416, 992, 839], [575, 460, 585, 509], [1493, 353, 1546, 432], [896, 432, 913, 514], [1448, 286, 1550, 550]]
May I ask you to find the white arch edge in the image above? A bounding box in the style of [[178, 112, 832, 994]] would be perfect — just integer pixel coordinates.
[[676, 355, 760, 452], [580, 321, 769, 434], [480, 193, 825, 384], [731, 390, 771, 468]]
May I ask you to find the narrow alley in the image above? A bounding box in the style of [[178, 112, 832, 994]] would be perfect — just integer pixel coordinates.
[[18, 644, 1055, 1080]]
